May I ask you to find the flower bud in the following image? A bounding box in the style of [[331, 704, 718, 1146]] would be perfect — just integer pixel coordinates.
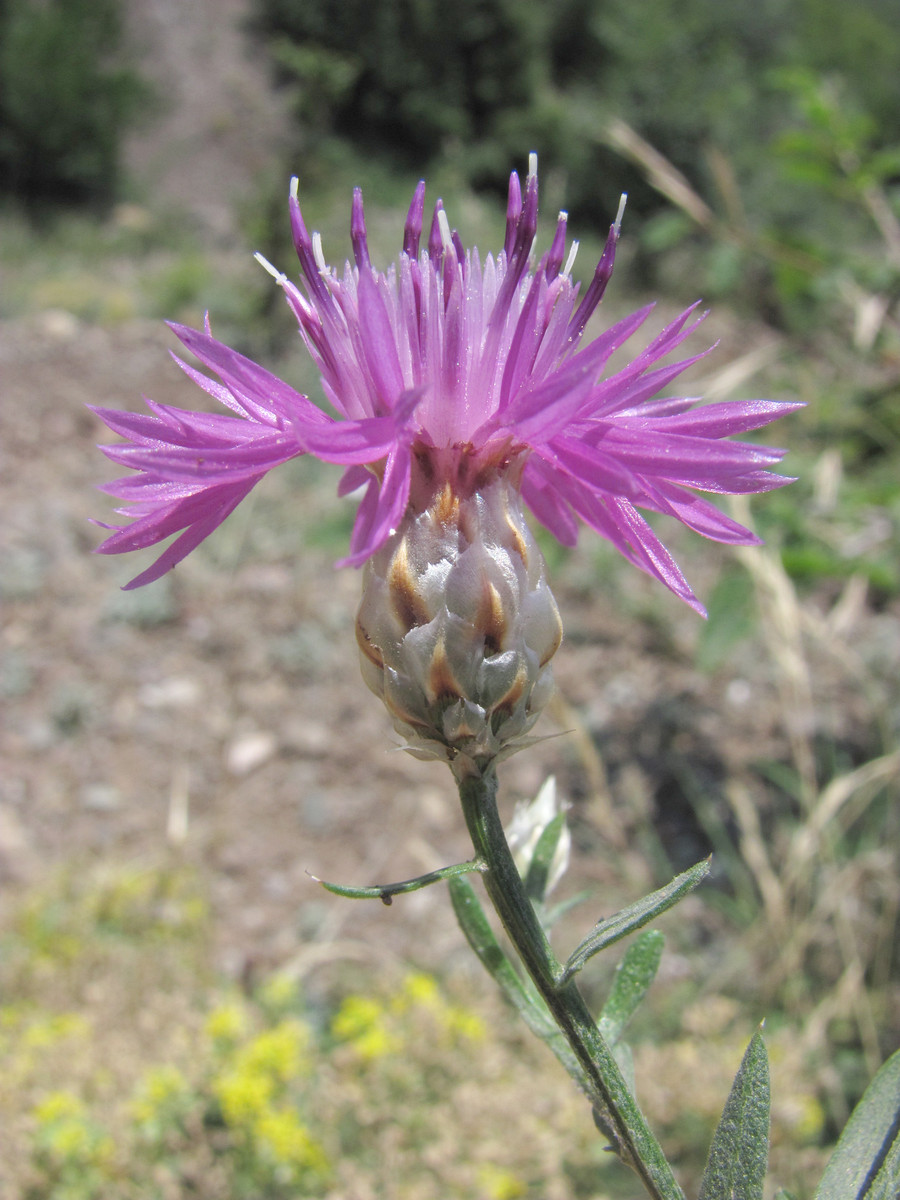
[[507, 776, 571, 897], [356, 472, 562, 778]]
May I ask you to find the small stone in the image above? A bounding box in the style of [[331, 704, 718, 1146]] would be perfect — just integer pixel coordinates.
[[138, 677, 201, 709], [81, 784, 122, 811], [39, 309, 81, 340], [226, 731, 277, 775], [726, 678, 752, 707], [282, 719, 330, 756]]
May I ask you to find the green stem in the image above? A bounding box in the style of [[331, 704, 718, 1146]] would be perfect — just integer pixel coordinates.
[[457, 767, 685, 1200]]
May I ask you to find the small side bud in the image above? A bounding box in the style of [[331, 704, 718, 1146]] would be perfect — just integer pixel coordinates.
[[356, 474, 562, 779], [507, 776, 571, 896]]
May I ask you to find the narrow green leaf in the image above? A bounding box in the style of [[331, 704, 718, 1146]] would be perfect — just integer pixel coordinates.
[[699, 1029, 770, 1200], [598, 930, 665, 1046], [313, 858, 482, 902], [815, 1048, 900, 1200], [448, 875, 589, 1092], [561, 859, 710, 983], [448, 875, 555, 1038], [524, 812, 566, 902]]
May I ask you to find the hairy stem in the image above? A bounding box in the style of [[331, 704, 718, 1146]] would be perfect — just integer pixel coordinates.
[[457, 767, 684, 1200]]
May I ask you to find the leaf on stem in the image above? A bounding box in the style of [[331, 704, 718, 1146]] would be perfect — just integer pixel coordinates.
[[599, 930, 665, 1046], [448, 875, 590, 1091], [814, 1048, 900, 1200], [595, 931, 664, 1096], [448, 875, 556, 1039], [698, 1028, 770, 1200], [560, 859, 710, 983], [524, 812, 567, 903], [312, 858, 483, 903]]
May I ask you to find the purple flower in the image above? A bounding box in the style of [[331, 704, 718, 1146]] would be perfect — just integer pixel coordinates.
[[93, 155, 800, 613]]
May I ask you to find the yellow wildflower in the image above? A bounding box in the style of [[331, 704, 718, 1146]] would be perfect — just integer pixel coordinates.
[[257, 973, 298, 1015], [237, 1019, 310, 1082], [213, 1070, 274, 1127], [205, 1001, 248, 1045], [477, 1164, 528, 1200], [254, 1108, 331, 1175], [23, 1012, 89, 1050], [131, 1065, 190, 1125], [33, 1092, 116, 1170], [331, 995, 399, 1060], [442, 1004, 487, 1043], [33, 1091, 85, 1123], [398, 971, 441, 1011]]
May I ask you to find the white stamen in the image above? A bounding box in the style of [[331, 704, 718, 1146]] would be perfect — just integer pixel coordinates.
[[563, 239, 579, 278], [254, 251, 287, 286], [290, 176, 299, 201], [614, 193, 628, 236], [528, 151, 538, 179], [437, 208, 454, 254], [312, 231, 327, 274]]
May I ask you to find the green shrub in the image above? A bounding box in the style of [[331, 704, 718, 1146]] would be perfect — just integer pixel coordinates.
[[249, 0, 900, 323], [252, 0, 545, 159], [0, 0, 151, 205]]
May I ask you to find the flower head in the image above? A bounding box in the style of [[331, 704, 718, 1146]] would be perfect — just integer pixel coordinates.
[[93, 154, 799, 613], [356, 471, 562, 774]]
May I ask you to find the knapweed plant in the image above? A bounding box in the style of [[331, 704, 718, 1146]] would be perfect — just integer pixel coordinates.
[[92, 156, 899, 1198]]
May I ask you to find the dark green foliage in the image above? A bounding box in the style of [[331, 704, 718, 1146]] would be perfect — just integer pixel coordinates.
[[0, 0, 151, 205], [252, 0, 546, 160], [250, 0, 900, 324], [250, 0, 627, 215]]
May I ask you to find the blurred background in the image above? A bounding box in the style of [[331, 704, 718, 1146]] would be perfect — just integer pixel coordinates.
[[1, 0, 898, 1196]]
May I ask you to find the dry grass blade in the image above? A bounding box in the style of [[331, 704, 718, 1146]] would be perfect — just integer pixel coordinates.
[[601, 116, 716, 229], [725, 780, 789, 938], [786, 751, 900, 889], [731, 498, 818, 809]]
